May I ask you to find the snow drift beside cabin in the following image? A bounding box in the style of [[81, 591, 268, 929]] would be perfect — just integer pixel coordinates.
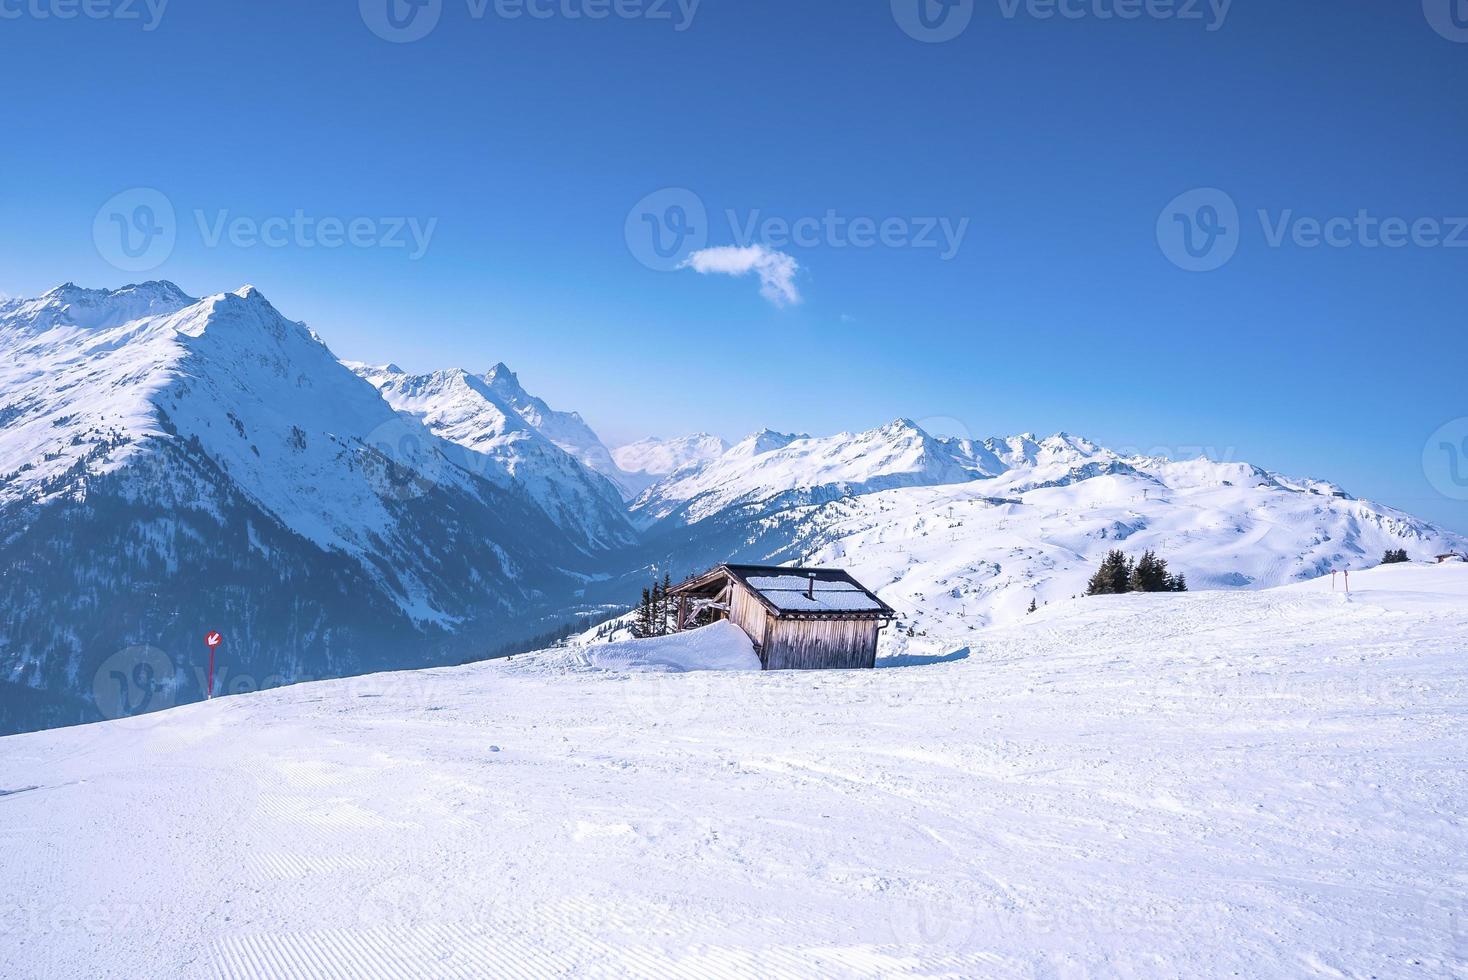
[[512, 621, 761, 674]]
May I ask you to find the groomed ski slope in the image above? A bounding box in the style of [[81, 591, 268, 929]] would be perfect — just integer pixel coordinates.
[[3, 564, 1466, 978]]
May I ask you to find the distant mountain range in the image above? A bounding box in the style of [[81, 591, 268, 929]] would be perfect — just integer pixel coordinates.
[[2, 281, 1462, 734]]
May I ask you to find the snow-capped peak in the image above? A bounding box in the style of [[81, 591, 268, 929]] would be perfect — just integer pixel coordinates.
[[6, 280, 196, 332], [612, 433, 730, 477], [350, 361, 635, 550], [472, 363, 636, 497], [484, 361, 518, 384]]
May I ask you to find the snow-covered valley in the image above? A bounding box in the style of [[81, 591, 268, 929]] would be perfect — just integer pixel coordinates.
[[4, 563, 1465, 977]]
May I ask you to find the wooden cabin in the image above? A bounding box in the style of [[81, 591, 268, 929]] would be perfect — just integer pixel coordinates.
[[668, 564, 896, 670]]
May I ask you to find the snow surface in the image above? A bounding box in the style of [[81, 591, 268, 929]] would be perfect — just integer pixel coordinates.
[[4, 563, 1466, 977], [506, 620, 760, 674]]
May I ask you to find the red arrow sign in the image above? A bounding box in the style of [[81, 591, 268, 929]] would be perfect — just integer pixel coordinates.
[[204, 631, 222, 699]]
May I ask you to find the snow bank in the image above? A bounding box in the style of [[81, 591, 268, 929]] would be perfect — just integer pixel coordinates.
[[581, 621, 761, 672], [517, 621, 761, 674]]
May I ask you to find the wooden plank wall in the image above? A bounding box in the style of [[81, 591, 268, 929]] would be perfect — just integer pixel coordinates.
[[729, 583, 771, 658], [764, 617, 879, 670]]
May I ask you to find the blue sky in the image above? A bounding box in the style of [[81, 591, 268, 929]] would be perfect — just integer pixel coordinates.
[[1, 1, 1466, 533]]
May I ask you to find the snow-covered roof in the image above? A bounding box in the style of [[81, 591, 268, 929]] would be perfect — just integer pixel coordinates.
[[673, 564, 895, 618], [743, 574, 888, 613]]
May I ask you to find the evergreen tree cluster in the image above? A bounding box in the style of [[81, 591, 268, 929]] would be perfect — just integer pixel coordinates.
[[631, 573, 676, 638], [1381, 548, 1411, 565], [1084, 550, 1188, 596]]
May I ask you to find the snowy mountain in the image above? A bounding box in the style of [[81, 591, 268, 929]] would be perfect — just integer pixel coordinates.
[[475, 363, 642, 498], [0, 283, 606, 735], [611, 433, 730, 496], [632, 420, 989, 525], [347, 363, 634, 551], [633, 420, 1468, 637]]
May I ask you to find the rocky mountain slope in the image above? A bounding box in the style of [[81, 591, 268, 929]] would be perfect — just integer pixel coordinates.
[[348, 363, 634, 551], [0, 283, 610, 734]]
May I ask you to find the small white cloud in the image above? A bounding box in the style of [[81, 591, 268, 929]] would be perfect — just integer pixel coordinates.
[[680, 244, 801, 307]]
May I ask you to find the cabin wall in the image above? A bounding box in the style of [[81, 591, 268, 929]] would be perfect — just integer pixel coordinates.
[[764, 617, 880, 671], [728, 584, 771, 655]]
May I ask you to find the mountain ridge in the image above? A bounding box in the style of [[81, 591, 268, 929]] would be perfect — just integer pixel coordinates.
[[2, 279, 1463, 735]]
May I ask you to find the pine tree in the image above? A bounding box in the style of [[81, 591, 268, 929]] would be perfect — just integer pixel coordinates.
[[1169, 572, 1188, 592], [632, 587, 652, 638], [659, 573, 673, 635], [1086, 550, 1131, 596], [1381, 549, 1409, 565], [651, 579, 666, 637], [1129, 550, 1172, 593], [1027, 597, 1038, 614]]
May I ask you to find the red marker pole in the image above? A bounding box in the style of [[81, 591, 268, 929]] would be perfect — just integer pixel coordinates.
[[204, 631, 222, 699]]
